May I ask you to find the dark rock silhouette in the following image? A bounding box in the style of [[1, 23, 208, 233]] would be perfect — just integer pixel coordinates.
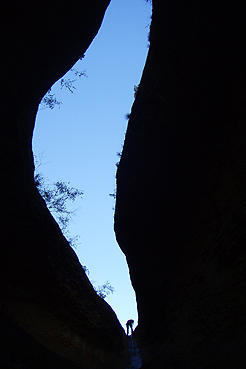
[[0, 1, 127, 369], [115, 0, 246, 368], [0, 312, 81, 369]]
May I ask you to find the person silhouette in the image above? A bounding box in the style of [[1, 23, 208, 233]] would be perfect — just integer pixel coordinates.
[[126, 319, 134, 336]]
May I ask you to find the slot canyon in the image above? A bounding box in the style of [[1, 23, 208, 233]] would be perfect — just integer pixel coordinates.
[[0, 0, 245, 368]]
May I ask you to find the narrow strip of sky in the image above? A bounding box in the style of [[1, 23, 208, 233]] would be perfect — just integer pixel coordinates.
[[33, 0, 152, 329]]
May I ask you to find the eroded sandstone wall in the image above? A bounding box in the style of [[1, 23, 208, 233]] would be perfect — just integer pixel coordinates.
[[115, 0, 246, 367], [0, 1, 127, 368]]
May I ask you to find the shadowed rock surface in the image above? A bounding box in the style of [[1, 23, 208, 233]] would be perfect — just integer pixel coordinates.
[[126, 336, 142, 369], [115, 0, 246, 367], [0, 1, 127, 368]]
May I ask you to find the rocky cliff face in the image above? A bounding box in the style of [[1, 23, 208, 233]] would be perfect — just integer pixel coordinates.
[[115, 0, 246, 367], [0, 1, 127, 368]]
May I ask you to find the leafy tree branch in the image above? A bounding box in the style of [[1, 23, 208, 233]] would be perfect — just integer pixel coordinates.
[[34, 156, 115, 299], [39, 65, 87, 110]]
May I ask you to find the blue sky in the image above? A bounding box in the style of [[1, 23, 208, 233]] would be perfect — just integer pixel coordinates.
[[32, 0, 152, 331]]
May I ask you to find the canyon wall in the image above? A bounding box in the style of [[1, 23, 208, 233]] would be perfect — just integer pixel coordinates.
[[115, 0, 246, 367], [0, 1, 127, 368]]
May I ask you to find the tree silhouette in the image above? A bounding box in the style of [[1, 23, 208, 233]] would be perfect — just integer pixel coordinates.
[[34, 157, 115, 299]]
